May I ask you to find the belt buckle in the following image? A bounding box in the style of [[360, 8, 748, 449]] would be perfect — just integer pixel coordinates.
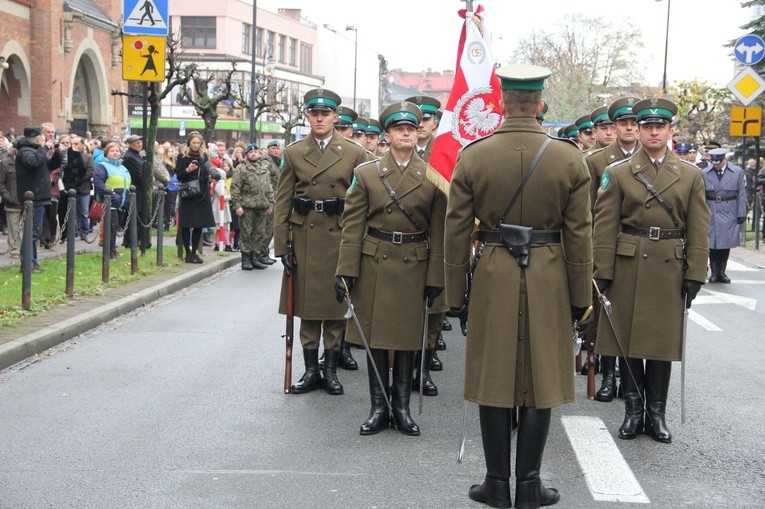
[[391, 231, 403, 245], [715, 196, 722, 202], [648, 226, 661, 240], [313, 200, 324, 212]]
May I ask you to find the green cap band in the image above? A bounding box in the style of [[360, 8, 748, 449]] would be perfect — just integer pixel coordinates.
[[337, 114, 354, 124], [612, 106, 634, 118], [498, 77, 546, 91], [564, 127, 580, 137], [366, 125, 382, 134], [592, 113, 610, 124], [577, 120, 594, 130], [418, 104, 439, 114], [384, 111, 419, 128], [306, 97, 339, 109], [634, 107, 674, 121]]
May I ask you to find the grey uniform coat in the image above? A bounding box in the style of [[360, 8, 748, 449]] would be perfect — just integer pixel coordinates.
[[703, 163, 746, 249], [274, 131, 371, 320], [593, 148, 710, 361], [445, 117, 593, 409], [336, 153, 447, 350]]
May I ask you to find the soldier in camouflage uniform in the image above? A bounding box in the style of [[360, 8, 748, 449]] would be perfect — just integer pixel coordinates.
[[260, 140, 282, 264], [231, 143, 275, 271]]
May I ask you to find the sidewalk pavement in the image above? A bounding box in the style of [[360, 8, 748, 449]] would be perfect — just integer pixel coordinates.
[[0, 226, 242, 371]]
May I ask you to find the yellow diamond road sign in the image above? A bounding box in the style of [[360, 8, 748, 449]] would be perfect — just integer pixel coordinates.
[[727, 67, 765, 106], [730, 106, 762, 137], [122, 35, 165, 82]]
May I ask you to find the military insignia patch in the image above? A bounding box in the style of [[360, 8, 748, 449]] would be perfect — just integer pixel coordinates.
[[280, 154, 285, 169], [349, 175, 357, 193], [601, 171, 610, 190]]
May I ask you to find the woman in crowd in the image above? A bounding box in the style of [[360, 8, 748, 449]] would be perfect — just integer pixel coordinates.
[[93, 141, 131, 259], [175, 131, 216, 263]]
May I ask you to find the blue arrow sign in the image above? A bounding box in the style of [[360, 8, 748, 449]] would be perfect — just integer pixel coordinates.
[[123, 0, 169, 36], [734, 34, 765, 66]]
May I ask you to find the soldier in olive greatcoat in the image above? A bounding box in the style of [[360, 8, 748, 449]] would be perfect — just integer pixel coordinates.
[[593, 98, 710, 444], [335, 101, 447, 437], [273, 88, 371, 396], [445, 65, 592, 509]]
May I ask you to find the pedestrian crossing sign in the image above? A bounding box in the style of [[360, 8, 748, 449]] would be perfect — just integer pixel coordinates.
[[123, 0, 168, 36], [122, 35, 165, 82]]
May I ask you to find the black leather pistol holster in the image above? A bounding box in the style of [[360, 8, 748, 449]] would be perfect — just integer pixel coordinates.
[[499, 223, 533, 267]]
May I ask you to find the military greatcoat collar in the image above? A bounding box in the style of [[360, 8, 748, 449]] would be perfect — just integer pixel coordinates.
[[303, 129, 344, 175], [630, 147, 681, 195], [377, 151, 426, 204]]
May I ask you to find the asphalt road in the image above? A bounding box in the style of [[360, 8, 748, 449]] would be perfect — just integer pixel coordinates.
[[0, 256, 763, 508]]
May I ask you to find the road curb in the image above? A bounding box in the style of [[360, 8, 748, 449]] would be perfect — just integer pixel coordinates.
[[0, 255, 240, 371]]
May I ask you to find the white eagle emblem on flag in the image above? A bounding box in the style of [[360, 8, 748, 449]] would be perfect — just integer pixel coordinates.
[[460, 96, 501, 136]]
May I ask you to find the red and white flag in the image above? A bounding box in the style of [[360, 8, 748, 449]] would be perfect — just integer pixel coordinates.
[[429, 5, 503, 182]]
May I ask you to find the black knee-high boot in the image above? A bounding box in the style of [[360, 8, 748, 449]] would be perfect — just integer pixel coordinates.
[[468, 405, 512, 508], [360, 348, 390, 435], [515, 407, 559, 509], [290, 348, 322, 394], [644, 360, 672, 443], [391, 350, 419, 436], [719, 249, 731, 283], [595, 356, 618, 402], [618, 357, 645, 439]]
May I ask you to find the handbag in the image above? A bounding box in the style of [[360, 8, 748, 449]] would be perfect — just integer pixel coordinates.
[[178, 179, 203, 200], [88, 200, 106, 221], [166, 174, 180, 193]]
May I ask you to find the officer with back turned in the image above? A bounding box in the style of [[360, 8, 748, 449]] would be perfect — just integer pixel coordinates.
[[445, 64, 592, 509], [593, 98, 710, 444], [273, 88, 372, 396]]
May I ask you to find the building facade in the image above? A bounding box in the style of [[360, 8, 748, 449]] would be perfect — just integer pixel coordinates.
[[1, 0, 127, 137]]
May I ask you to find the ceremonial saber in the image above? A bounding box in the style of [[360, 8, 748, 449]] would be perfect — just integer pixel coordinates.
[[681, 293, 689, 424], [419, 298, 429, 416], [343, 284, 393, 417], [457, 400, 467, 463]]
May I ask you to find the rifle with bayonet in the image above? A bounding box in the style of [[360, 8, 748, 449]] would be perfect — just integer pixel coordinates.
[[283, 236, 295, 394]]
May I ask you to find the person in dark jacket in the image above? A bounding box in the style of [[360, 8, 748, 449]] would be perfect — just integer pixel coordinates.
[[176, 131, 216, 263], [122, 134, 145, 248], [0, 148, 21, 258], [15, 127, 61, 268], [61, 135, 94, 238]]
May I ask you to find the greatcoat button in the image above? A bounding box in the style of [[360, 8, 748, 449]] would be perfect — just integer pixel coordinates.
[[383, 254, 388, 260], [403, 257, 409, 263], [646, 203, 651, 208], [311, 181, 317, 186], [310, 224, 315, 228], [643, 253, 648, 259]]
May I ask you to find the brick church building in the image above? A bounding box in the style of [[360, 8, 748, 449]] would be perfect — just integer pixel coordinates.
[[0, 0, 127, 137]]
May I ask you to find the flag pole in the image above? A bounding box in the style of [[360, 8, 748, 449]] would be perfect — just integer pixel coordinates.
[[462, 0, 474, 13]]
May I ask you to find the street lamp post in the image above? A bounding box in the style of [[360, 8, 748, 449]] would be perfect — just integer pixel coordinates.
[[249, 0, 258, 143], [346, 25, 358, 111], [656, 0, 671, 95]]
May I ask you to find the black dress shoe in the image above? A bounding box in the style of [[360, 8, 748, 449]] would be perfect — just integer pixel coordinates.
[[429, 350, 443, 371], [251, 259, 268, 270], [442, 317, 452, 331], [435, 333, 447, 350], [258, 257, 276, 265]]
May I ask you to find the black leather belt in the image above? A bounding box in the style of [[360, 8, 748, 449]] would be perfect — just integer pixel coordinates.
[[367, 228, 428, 244], [291, 196, 345, 215], [706, 194, 737, 202], [476, 230, 561, 244], [622, 225, 685, 240]]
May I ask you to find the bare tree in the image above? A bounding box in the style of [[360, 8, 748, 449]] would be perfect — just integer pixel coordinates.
[[512, 14, 646, 123], [185, 63, 241, 143], [671, 79, 734, 146]]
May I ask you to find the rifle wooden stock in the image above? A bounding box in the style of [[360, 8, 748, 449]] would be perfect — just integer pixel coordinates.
[[283, 266, 295, 394], [585, 304, 600, 399]]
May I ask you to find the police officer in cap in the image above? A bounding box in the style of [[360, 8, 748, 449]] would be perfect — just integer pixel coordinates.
[[335, 100, 447, 436], [576, 114, 596, 150], [446, 64, 592, 509], [593, 97, 710, 443], [335, 106, 358, 139], [274, 88, 372, 395], [674, 141, 693, 163], [703, 147, 746, 283]]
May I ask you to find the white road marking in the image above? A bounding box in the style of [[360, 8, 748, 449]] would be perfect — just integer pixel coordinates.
[[688, 309, 723, 331], [711, 279, 765, 284], [562, 415, 650, 504], [725, 260, 758, 272], [694, 290, 758, 310]]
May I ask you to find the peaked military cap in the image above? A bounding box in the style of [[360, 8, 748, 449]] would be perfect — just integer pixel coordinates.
[[608, 97, 640, 121], [562, 124, 580, 139], [576, 114, 594, 132], [632, 97, 677, 124], [703, 141, 722, 151], [303, 88, 341, 112], [536, 101, 549, 121], [495, 64, 552, 91], [365, 118, 382, 135], [405, 95, 441, 118], [335, 106, 358, 127], [352, 117, 368, 134], [709, 147, 727, 162], [674, 142, 691, 154], [590, 106, 613, 126], [380, 101, 422, 130], [689, 143, 699, 152]]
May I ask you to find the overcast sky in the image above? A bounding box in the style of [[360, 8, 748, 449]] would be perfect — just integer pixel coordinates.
[[258, 0, 754, 88]]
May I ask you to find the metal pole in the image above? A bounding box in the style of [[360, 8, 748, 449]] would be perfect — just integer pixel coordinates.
[[130, 185, 139, 275], [21, 191, 34, 310], [65, 189, 77, 298], [141, 83, 149, 255], [249, 0, 258, 144], [156, 184, 165, 266], [352, 29, 358, 111], [661, 0, 671, 94], [756, 136, 761, 250], [102, 190, 112, 284]]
